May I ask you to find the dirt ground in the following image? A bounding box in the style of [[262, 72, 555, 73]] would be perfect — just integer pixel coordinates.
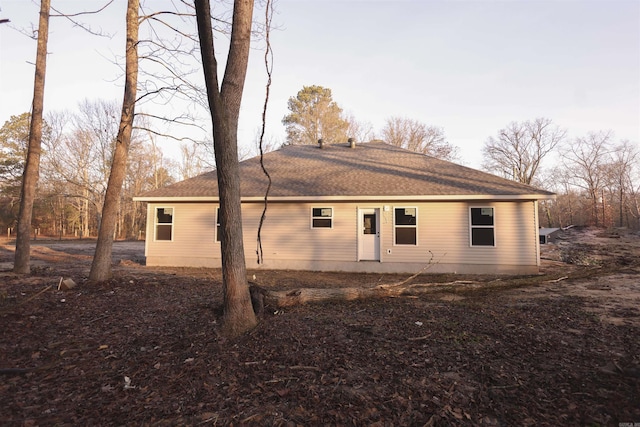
[[0, 227, 639, 426]]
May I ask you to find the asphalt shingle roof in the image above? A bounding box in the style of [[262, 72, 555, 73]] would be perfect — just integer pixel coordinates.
[[136, 142, 555, 200]]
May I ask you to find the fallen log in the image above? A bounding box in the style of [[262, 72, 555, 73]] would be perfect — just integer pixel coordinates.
[[263, 285, 401, 307], [249, 256, 487, 311], [258, 261, 449, 308], [257, 279, 479, 309]]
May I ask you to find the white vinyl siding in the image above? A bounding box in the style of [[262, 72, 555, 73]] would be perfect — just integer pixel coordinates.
[[257, 204, 352, 261], [420, 202, 535, 266], [144, 200, 540, 272], [146, 203, 218, 260], [378, 201, 537, 266]]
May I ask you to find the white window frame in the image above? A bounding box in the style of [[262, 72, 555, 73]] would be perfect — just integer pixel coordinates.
[[154, 206, 174, 242], [469, 206, 496, 247], [311, 207, 333, 229], [393, 206, 418, 246]]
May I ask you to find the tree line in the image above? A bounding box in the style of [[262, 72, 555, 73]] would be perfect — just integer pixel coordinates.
[[481, 119, 639, 230], [2, 90, 638, 244], [0, 105, 211, 241]]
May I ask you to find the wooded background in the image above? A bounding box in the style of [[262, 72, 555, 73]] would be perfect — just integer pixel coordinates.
[[2, 105, 638, 240]]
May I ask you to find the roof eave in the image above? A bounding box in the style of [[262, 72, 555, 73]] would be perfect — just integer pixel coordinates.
[[133, 193, 556, 203]]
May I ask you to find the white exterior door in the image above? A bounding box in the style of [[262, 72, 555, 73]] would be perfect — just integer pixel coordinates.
[[359, 208, 380, 261]]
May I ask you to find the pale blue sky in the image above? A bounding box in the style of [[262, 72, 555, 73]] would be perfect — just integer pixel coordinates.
[[1, 0, 638, 168]]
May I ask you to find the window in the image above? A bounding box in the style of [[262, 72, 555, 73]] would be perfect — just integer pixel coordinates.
[[312, 207, 333, 228], [394, 207, 417, 245], [155, 207, 173, 241], [470, 207, 495, 246], [215, 207, 221, 242], [363, 213, 377, 235]]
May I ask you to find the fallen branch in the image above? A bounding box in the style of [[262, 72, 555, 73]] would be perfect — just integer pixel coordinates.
[[381, 254, 435, 288], [408, 334, 433, 341], [265, 377, 298, 384], [19, 285, 52, 306], [87, 314, 109, 324], [546, 276, 568, 283], [289, 365, 321, 372]]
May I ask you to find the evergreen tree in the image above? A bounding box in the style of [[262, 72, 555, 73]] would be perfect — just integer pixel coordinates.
[[282, 85, 349, 145], [0, 113, 32, 192]]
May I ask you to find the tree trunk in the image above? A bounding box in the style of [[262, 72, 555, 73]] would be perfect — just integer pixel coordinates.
[[195, 0, 257, 337], [544, 201, 553, 228], [89, 0, 139, 282], [619, 184, 624, 227], [14, 0, 50, 274]]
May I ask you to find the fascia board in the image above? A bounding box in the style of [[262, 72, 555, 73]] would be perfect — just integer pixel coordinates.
[[133, 193, 556, 203]]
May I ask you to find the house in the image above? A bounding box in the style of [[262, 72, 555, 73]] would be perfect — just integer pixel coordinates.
[[134, 141, 555, 274]]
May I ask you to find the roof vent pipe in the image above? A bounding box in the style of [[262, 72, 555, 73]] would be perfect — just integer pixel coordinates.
[[318, 138, 324, 149], [348, 137, 355, 148]]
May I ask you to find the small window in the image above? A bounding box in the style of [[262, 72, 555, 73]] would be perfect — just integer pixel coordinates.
[[470, 207, 495, 246], [312, 207, 333, 228], [363, 214, 377, 235], [215, 207, 221, 242], [394, 207, 417, 245], [155, 207, 173, 241]]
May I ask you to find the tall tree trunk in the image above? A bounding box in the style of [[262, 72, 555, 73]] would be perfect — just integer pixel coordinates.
[[619, 184, 624, 227], [14, 0, 50, 274], [83, 197, 89, 237], [195, 0, 257, 337], [89, 0, 139, 282], [544, 201, 552, 228]]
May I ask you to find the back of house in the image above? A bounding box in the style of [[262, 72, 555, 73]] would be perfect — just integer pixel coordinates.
[[134, 141, 555, 274]]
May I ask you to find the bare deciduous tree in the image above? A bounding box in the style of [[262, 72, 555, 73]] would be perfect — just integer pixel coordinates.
[[563, 130, 613, 226], [195, 0, 257, 336], [382, 117, 459, 161], [606, 140, 639, 227], [250, 133, 279, 157], [44, 100, 123, 237], [134, 1, 210, 145], [482, 118, 565, 185], [121, 138, 174, 238], [344, 113, 374, 145], [178, 141, 213, 179]]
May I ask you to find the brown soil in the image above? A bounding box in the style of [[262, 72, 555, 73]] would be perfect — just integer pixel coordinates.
[[0, 227, 639, 426]]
